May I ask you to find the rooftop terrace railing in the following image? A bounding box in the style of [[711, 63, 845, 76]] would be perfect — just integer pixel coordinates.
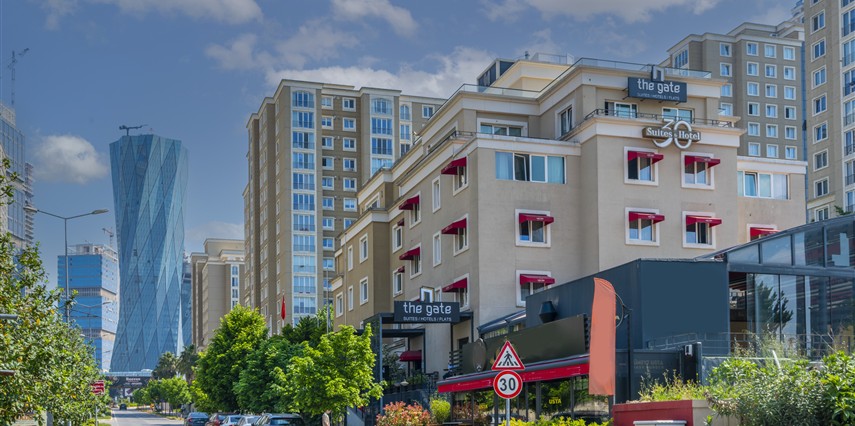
[[582, 108, 735, 128]]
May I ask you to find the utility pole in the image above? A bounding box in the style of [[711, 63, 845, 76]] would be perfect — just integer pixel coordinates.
[[119, 124, 146, 136], [6, 48, 29, 106]]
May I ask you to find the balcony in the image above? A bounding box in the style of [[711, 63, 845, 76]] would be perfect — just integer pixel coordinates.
[[582, 109, 735, 128]]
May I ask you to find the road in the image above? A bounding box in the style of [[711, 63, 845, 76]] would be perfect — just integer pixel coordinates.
[[109, 408, 183, 425]]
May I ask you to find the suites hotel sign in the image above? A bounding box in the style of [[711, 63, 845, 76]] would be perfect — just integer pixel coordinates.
[[643, 119, 701, 150]]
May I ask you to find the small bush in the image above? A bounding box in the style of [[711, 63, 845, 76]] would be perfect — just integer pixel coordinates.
[[508, 417, 609, 426], [377, 401, 431, 426], [637, 372, 706, 402], [430, 398, 451, 424]]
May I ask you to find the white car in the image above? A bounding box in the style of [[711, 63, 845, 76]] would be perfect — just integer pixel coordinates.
[[236, 416, 260, 426], [222, 415, 246, 426]]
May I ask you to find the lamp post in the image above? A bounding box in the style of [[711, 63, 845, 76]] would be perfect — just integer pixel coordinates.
[[23, 205, 108, 323]]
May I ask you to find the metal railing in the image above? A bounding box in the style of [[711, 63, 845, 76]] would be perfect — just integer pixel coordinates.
[[582, 109, 735, 128], [647, 331, 854, 360], [575, 58, 712, 79]]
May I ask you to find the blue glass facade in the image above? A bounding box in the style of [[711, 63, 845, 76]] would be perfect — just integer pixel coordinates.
[[109, 135, 188, 371], [0, 103, 34, 247], [58, 244, 119, 371]]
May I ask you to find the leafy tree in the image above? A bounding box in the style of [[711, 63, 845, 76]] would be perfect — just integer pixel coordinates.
[[281, 325, 383, 421], [154, 377, 192, 411], [194, 305, 267, 411], [153, 351, 178, 379], [189, 381, 217, 412], [281, 308, 328, 347], [132, 387, 151, 405], [177, 344, 199, 382], [235, 335, 302, 413]]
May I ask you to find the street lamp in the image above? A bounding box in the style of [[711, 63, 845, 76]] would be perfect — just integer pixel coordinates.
[[23, 205, 108, 322]]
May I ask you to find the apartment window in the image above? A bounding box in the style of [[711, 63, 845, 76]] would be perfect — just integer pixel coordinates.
[[323, 237, 334, 250], [558, 106, 574, 135], [813, 39, 826, 60], [432, 232, 442, 266], [673, 49, 688, 68], [662, 107, 693, 122], [293, 214, 315, 232], [322, 196, 334, 210], [293, 90, 314, 108], [321, 176, 333, 190], [746, 42, 758, 56], [347, 246, 353, 270], [784, 86, 796, 100], [321, 136, 333, 150], [343, 218, 355, 228], [815, 151, 828, 170], [341, 98, 355, 111], [431, 177, 441, 212], [783, 46, 795, 60], [721, 84, 732, 97], [815, 123, 828, 142], [293, 172, 315, 190], [720, 43, 732, 56], [765, 84, 777, 98], [292, 111, 314, 129], [322, 217, 334, 230], [748, 122, 760, 136], [401, 246, 421, 277], [343, 158, 356, 171], [627, 210, 663, 244], [321, 96, 333, 108], [321, 156, 334, 170], [747, 82, 759, 96], [748, 143, 761, 156], [517, 270, 554, 305], [359, 235, 368, 262], [720, 63, 732, 77], [400, 104, 411, 120], [342, 138, 356, 151], [392, 223, 403, 251], [764, 65, 776, 78], [783, 66, 795, 81], [335, 294, 343, 317], [495, 152, 565, 183], [683, 154, 719, 187], [451, 158, 468, 193], [747, 63, 759, 76], [321, 116, 333, 129], [846, 40, 855, 67], [343, 118, 356, 131], [370, 118, 393, 136], [393, 271, 403, 295], [292, 234, 315, 252], [785, 146, 797, 160], [739, 172, 788, 199], [720, 103, 733, 116], [845, 70, 855, 97], [292, 152, 315, 170], [293, 194, 315, 211], [343, 178, 356, 191], [815, 179, 829, 197], [815, 207, 830, 221], [292, 131, 315, 150], [606, 101, 638, 118], [422, 105, 434, 118], [347, 286, 354, 310], [452, 221, 468, 254], [400, 124, 411, 141], [626, 149, 662, 183], [517, 210, 553, 246], [767, 144, 779, 158], [765, 104, 778, 118], [747, 102, 759, 116], [481, 123, 524, 136], [814, 95, 827, 114], [764, 44, 776, 58], [685, 214, 719, 246], [406, 197, 421, 225], [811, 11, 825, 32], [766, 124, 778, 138], [785, 106, 796, 120], [344, 198, 357, 211], [785, 126, 797, 140], [814, 68, 827, 87], [372, 98, 392, 115], [846, 9, 855, 37]]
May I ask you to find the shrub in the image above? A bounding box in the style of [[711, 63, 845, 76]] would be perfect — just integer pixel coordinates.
[[430, 398, 451, 424], [376, 401, 431, 426], [508, 417, 609, 426], [637, 372, 706, 402]]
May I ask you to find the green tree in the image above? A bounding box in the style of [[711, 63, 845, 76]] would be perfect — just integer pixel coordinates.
[[194, 305, 267, 411], [235, 335, 303, 413], [153, 351, 179, 379], [177, 344, 199, 382], [157, 377, 192, 411], [281, 309, 327, 347], [281, 325, 383, 421]]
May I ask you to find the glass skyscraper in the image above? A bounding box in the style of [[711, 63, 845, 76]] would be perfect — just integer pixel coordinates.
[[109, 134, 188, 371], [0, 102, 34, 247]]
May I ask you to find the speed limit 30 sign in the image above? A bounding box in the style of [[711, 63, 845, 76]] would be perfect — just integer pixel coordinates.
[[493, 370, 522, 399]]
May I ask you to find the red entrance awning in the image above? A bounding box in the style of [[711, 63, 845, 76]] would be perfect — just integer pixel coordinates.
[[628, 211, 665, 223], [440, 157, 467, 175], [519, 274, 556, 285], [399, 350, 422, 362], [399, 195, 420, 211], [627, 151, 664, 164], [437, 356, 590, 393], [399, 247, 421, 260], [684, 155, 721, 167], [686, 215, 723, 227], [518, 213, 555, 225], [441, 218, 467, 235], [442, 277, 468, 293], [750, 227, 778, 237]]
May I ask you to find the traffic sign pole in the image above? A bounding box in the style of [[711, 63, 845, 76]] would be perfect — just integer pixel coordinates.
[[506, 398, 510, 426], [491, 341, 525, 426]]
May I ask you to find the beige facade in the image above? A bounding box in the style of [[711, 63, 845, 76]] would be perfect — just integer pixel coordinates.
[[332, 56, 807, 375], [190, 238, 244, 349], [244, 81, 443, 333]]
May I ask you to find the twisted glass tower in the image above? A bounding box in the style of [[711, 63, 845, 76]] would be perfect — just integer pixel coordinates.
[[109, 134, 188, 371]]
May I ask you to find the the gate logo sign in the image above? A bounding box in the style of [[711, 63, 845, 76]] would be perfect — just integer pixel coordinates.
[[642, 119, 701, 150]]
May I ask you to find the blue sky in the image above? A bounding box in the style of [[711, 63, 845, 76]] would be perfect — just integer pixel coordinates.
[[2, 0, 793, 284]]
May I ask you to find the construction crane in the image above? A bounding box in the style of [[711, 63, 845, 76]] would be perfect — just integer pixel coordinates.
[[6, 48, 29, 107], [119, 124, 146, 136], [103, 227, 114, 247]]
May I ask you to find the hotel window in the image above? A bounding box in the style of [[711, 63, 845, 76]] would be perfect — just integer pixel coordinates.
[[400, 124, 411, 141], [784, 86, 796, 100], [747, 122, 760, 136], [322, 196, 334, 210], [393, 223, 403, 251], [765, 84, 777, 98], [815, 123, 828, 142], [517, 271, 555, 305], [720, 43, 731, 56], [747, 82, 759, 96], [721, 84, 732, 97], [347, 286, 354, 310], [673, 49, 688, 68], [292, 91, 314, 108], [748, 143, 761, 156], [662, 107, 692, 122], [606, 101, 638, 118], [815, 151, 828, 170], [785, 106, 796, 120], [815, 179, 829, 197], [785, 126, 797, 140], [432, 177, 441, 212], [292, 131, 315, 149], [359, 235, 368, 262], [684, 214, 720, 247], [293, 194, 315, 211], [343, 218, 355, 228], [432, 232, 442, 266], [683, 154, 719, 187], [321, 177, 333, 190], [846, 9, 855, 36], [400, 104, 411, 120], [344, 198, 357, 211], [370, 118, 393, 136], [785, 146, 797, 160], [322, 217, 334, 230], [811, 11, 825, 32], [293, 172, 315, 190], [783, 66, 795, 81], [764, 65, 776, 78], [321, 116, 333, 129], [343, 178, 356, 191], [371, 98, 392, 115], [392, 270, 404, 295], [454, 224, 468, 254], [814, 68, 826, 87], [323, 237, 334, 251], [321, 156, 334, 170], [321, 136, 333, 149], [480, 123, 523, 136], [347, 246, 353, 270], [422, 105, 435, 118], [766, 124, 778, 138], [627, 210, 663, 244], [747, 102, 759, 116], [747, 62, 759, 76], [495, 152, 565, 183], [783, 46, 795, 60], [764, 44, 776, 58], [321, 96, 333, 108], [720, 63, 732, 77], [342, 138, 356, 151], [846, 40, 855, 66], [399, 246, 421, 277], [342, 98, 355, 111], [292, 111, 314, 129], [293, 214, 315, 232], [558, 106, 573, 135], [626, 149, 662, 183], [343, 158, 356, 171], [815, 207, 829, 221], [343, 118, 356, 131], [814, 95, 827, 115], [845, 69, 855, 96], [765, 105, 778, 118], [323, 257, 334, 271], [746, 42, 758, 56], [293, 152, 315, 169], [335, 294, 343, 317], [441, 156, 468, 193], [517, 210, 553, 246], [720, 103, 733, 116], [813, 39, 826, 60], [739, 172, 789, 199], [767, 144, 779, 158]]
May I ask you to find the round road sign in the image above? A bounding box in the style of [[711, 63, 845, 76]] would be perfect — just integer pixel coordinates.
[[493, 370, 522, 399]]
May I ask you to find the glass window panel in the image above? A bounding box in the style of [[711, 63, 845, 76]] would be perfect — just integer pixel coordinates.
[[759, 174, 772, 197], [761, 235, 792, 265], [496, 152, 513, 180], [744, 173, 757, 197], [728, 245, 759, 263], [826, 222, 855, 267], [547, 156, 565, 183], [794, 229, 825, 266], [531, 155, 546, 182]]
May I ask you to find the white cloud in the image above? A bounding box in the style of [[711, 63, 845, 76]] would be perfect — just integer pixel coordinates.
[[40, 0, 261, 27], [40, 0, 78, 30], [749, 4, 792, 26], [264, 46, 496, 98], [484, 0, 720, 23], [331, 0, 418, 37], [185, 221, 244, 252], [34, 135, 109, 184], [205, 34, 272, 71]]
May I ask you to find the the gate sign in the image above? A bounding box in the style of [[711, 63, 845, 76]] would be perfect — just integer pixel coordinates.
[[393, 301, 460, 323]]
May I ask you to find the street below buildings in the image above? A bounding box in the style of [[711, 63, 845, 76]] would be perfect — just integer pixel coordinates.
[[109, 408, 183, 425]]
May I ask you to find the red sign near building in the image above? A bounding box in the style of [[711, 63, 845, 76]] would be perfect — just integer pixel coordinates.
[[90, 380, 105, 395]]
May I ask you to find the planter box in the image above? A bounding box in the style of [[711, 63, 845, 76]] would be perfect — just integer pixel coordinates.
[[613, 400, 738, 426]]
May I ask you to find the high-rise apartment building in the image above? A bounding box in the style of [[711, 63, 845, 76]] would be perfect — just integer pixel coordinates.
[[804, 0, 855, 219], [190, 239, 244, 349], [244, 81, 443, 332], [181, 258, 192, 349], [109, 134, 188, 371], [59, 243, 119, 371], [0, 101, 34, 247]]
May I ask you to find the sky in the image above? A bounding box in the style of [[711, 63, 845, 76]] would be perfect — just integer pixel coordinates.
[[1, 0, 795, 285]]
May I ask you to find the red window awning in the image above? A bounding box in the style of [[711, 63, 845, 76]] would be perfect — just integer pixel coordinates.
[[396, 218, 405, 227], [628, 211, 665, 223], [399, 247, 421, 260], [399, 195, 420, 211], [519, 274, 556, 285], [684, 155, 721, 167], [518, 213, 555, 225], [442, 277, 468, 293], [399, 350, 422, 362], [627, 151, 664, 164], [441, 218, 467, 235], [686, 215, 723, 227], [395, 265, 405, 273], [440, 157, 467, 175], [750, 227, 778, 237]]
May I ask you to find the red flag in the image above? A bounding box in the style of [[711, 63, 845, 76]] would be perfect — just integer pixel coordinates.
[[589, 278, 616, 396], [280, 296, 287, 320]]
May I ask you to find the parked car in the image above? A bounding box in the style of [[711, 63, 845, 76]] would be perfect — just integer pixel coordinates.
[[255, 413, 304, 426], [222, 415, 245, 426], [185, 412, 209, 426], [118, 403, 127, 410], [207, 413, 238, 426], [236, 416, 260, 426]]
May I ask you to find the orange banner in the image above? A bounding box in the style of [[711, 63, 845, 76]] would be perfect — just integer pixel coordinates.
[[589, 277, 616, 396]]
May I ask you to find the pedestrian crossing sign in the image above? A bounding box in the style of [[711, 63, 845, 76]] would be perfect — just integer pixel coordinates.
[[491, 340, 525, 371]]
